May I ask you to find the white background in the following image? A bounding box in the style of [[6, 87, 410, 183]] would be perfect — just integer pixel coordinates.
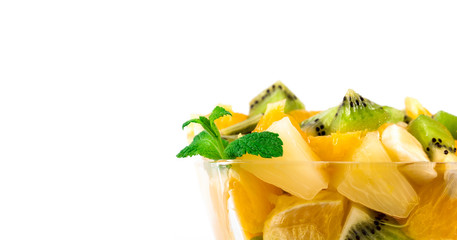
[[1, 1, 457, 239]]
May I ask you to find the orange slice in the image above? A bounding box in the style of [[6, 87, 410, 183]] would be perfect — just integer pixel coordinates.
[[288, 109, 320, 124], [263, 191, 346, 240], [228, 166, 283, 238], [307, 131, 365, 162], [405, 175, 457, 239], [213, 104, 248, 129]]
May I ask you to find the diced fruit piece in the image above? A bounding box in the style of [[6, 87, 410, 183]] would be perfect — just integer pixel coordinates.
[[240, 117, 328, 200], [329, 90, 390, 133], [381, 124, 437, 184], [337, 132, 419, 218], [405, 174, 457, 239], [288, 109, 319, 124], [430, 146, 457, 163], [307, 131, 365, 162], [339, 204, 411, 240], [383, 105, 406, 124], [214, 105, 248, 130], [250, 237, 263, 240], [349, 132, 389, 163], [228, 167, 283, 238], [220, 114, 263, 136], [253, 100, 302, 135], [249, 81, 305, 117], [434, 110, 457, 140], [404, 97, 431, 120], [300, 106, 338, 136], [263, 191, 346, 240], [377, 122, 393, 135], [407, 115, 456, 162], [408, 116, 457, 205]]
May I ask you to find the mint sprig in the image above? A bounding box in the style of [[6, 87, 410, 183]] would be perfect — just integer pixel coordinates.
[[177, 106, 283, 160]]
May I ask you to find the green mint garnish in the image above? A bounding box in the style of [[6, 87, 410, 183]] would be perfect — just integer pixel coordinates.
[[224, 131, 283, 159], [177, 106, 283, 160]]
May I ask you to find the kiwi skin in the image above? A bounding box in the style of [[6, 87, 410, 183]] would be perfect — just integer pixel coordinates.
[[219, 113, 262, 136], [434, 110, 457, 140], [248, 81, 305, 117]]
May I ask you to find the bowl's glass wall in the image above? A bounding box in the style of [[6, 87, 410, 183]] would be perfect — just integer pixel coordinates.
[[197, 160, 457, 240]]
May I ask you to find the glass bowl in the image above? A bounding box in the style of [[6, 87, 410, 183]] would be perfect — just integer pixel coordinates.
[[196, 159, 457, 240]]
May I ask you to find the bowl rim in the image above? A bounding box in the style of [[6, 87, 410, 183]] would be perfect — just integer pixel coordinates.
[[202, 159, 457, 166]]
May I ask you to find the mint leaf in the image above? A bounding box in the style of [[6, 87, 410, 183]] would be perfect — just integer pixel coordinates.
[[182, 118, 202, 129], [209, 106, 232, 140], [176, 143, 199, 158], [197, 116, 217, 137], [209, 106, 232, 122], [182, 106, 231, 130], [176, 131, 224, 159], [224, 132, 283, 159]]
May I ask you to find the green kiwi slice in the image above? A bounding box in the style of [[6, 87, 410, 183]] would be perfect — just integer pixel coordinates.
[[383, 105, 406, 124], [248, 81, 305, 117], [222, 81, 305, 137], [220, 113, 262, 137], [300, 106, 338, 136], [329, 89, 390, 133], [407, 115, 456, 162], [339, 204, 411, 240], [434, 110, 457, 140], [249, 236, 263, 240]]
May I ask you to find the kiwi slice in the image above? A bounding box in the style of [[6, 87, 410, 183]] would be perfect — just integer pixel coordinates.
[[248, 81, 305, 117], [329, 89, 390, 133], [407, 115, 457, 162], [434, 110, 457, 140], [300, 106, 338, 136], [223, 81, 305, 137], [249, 236, 263, 240], [220, 113, 262, 136], [383, 106, 406, 124], [339, 204, 411, 240]]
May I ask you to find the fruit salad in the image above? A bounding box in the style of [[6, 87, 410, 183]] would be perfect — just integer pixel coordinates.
[[178, 82, 457, 240]]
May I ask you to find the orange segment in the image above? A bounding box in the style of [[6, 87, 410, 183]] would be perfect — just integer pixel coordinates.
[[213, 105, 248, 130], [228, 166, 283, 238], [253, 100, 304, 138], [307, 131, 365, 162], [288, 110, 320, 124], [263, 191, 346, 240], [405, 175, 457, 239], [253, 100, 287, 132]]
